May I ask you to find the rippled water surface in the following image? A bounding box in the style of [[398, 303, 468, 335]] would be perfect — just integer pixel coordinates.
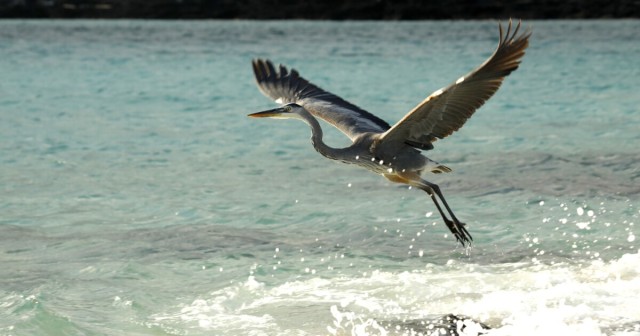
[[1, 20, 639, 335]]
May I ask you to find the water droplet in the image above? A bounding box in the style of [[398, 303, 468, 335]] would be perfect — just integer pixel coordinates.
[[577, 207, 585, 216], [576, 222, 590, 229]]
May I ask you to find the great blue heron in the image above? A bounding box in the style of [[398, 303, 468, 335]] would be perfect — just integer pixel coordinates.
[[249, 20, 530, 247]]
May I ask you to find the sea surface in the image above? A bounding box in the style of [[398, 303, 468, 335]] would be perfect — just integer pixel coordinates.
[[1, 20, 639, 336]]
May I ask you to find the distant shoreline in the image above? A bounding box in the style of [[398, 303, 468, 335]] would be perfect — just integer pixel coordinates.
[[2, 0, 639, 20]]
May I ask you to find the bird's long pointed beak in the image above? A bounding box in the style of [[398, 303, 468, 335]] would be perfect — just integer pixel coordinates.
[[248, 107, 285, 118]]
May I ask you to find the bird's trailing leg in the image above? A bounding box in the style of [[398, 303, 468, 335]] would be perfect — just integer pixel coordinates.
[[418, 180, 472, 247], [385, 173, 473, 247]]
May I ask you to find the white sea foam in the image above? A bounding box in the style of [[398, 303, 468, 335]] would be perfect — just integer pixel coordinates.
[[153, 251, 640, 335]]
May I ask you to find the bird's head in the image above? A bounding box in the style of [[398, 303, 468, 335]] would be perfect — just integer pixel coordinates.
[[248, 103, 305, 120]]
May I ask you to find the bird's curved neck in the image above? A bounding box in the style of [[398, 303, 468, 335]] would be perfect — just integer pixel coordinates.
[[297, 109, 343, 160]]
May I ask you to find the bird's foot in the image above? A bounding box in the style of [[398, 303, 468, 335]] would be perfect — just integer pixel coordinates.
[[443, 218, 473, 247]]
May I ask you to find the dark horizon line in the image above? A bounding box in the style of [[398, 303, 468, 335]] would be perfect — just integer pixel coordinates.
[[1, 0, 639, 20]]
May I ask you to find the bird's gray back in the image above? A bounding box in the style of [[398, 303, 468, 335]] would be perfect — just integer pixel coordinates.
[[334, 133, 428, 176]]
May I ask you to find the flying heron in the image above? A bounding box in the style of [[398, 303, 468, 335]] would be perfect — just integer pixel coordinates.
[[249, 20, 530, 247]]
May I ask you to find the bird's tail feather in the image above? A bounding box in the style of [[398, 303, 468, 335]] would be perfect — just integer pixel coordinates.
[[431, 165, 452, 174]]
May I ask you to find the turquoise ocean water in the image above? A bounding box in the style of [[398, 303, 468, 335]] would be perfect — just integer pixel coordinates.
[[1, 20, 639, 335]]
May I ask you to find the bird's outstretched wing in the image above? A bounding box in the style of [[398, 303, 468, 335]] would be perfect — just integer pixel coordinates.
[[252, 59, 390, 141], [380, 20, 531, 150]]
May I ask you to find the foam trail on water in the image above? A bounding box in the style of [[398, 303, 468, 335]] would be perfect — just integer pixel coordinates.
[[152, 251, 640, 335]]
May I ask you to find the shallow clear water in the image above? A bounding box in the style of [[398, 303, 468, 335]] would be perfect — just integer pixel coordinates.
[[1, 20, 639, 335]]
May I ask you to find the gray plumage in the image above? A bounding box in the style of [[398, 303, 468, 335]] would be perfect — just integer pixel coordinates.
[[249, 20, 531, 247]]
